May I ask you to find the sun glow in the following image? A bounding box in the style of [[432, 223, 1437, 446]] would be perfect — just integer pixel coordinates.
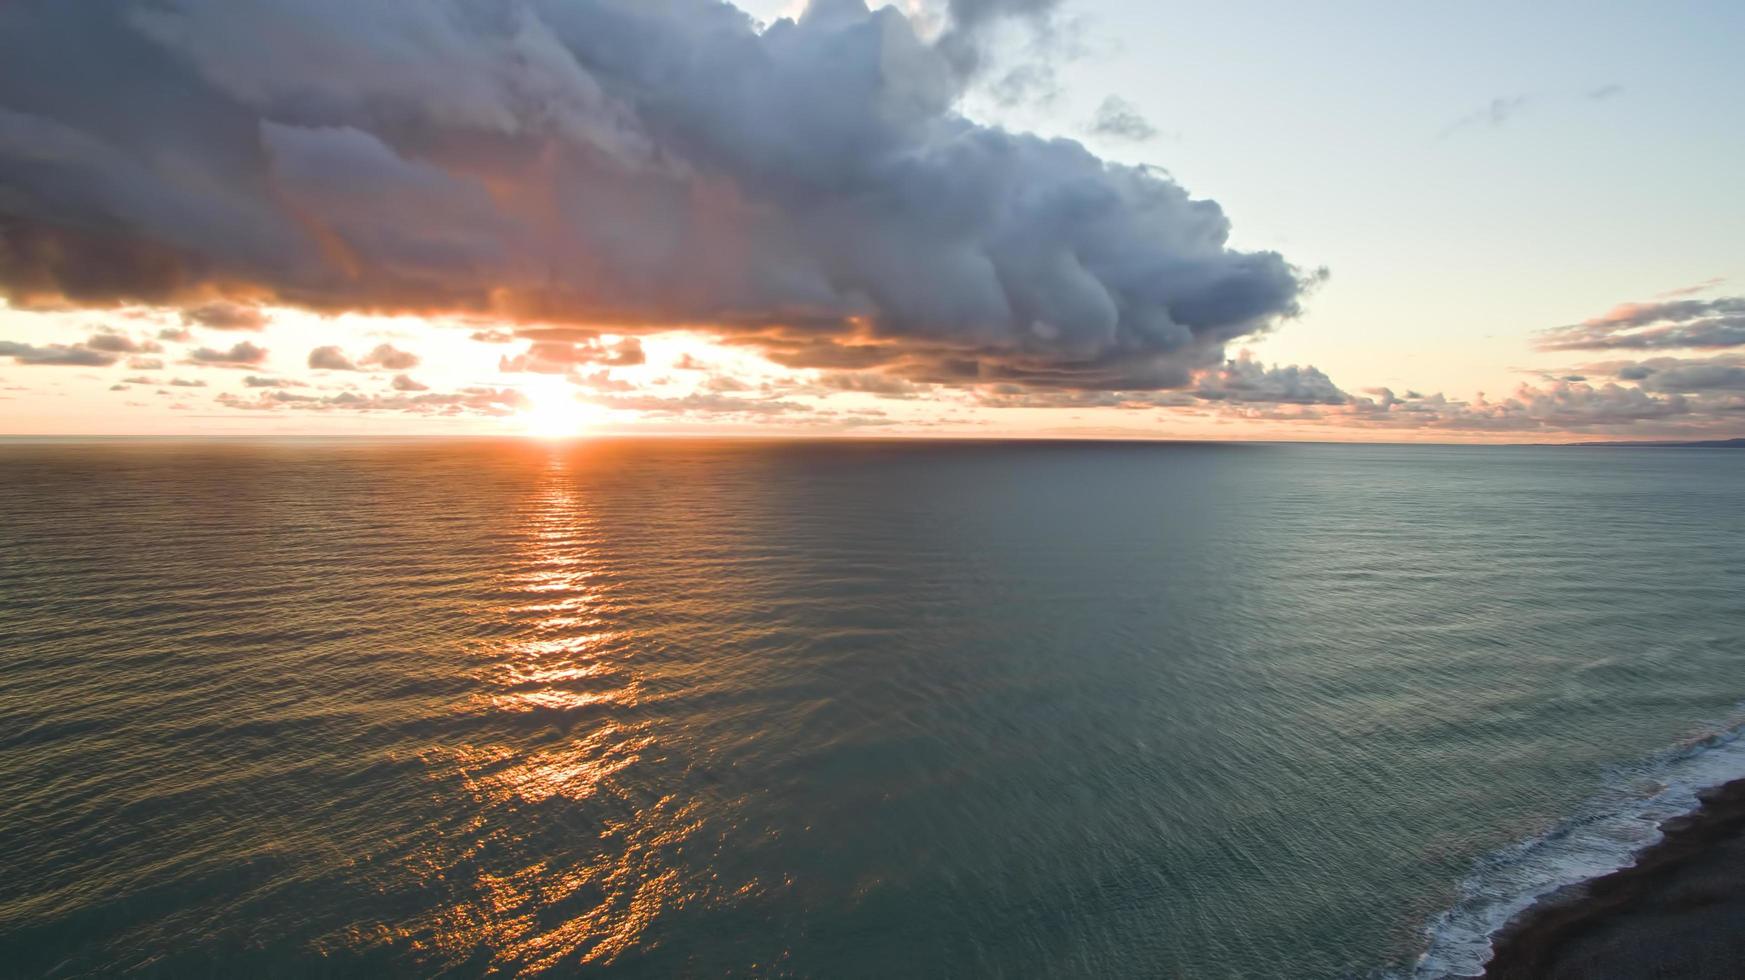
[[517, 377, 597, 438]]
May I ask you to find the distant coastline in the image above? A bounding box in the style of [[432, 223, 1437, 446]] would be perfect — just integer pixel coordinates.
[[1565, 437, 1745, 449]]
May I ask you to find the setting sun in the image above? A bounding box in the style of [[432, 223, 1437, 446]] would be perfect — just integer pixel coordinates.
[[517, 377, 596, 438]]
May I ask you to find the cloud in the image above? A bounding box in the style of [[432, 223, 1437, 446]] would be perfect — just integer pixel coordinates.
[[1593, 355, 1745, 393], [181, 301, 267, 330], [1655, 277, 1726, 299], [1343, 381, 1691, 432], [243, 374, 295, 387], [391, 373, 429, 391], [1536, 296, 1745, 351], [572, 368, 634, 392], [307, 345, 357, 371], [0, 0, 1311, 395], [185, 340, 268, 367], [817, 371, 930, 398], [83, 329, 164, 354], [1087, 96, 1158, 142], [361, 342, 419, 370], [987, 64, 1059, 108], [0, 340, 119, 366], [1194, 354, 1347, 404], [586, 391, 814, 418], [219, 386, 528, 415], [1441, 95, 1529, 137], [1586, 84, 1624, 101], [499, 337, 644, 373], [306, 342, 420, 371], [469, 328, 515, 344]]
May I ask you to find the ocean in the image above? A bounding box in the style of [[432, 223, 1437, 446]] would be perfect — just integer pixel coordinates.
[[2, 438, 1742, 977]]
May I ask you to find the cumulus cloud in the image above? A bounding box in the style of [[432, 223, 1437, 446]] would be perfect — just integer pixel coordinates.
[[1194, 354, 1347, 405], [391, 373, 429, 391], [84, 329, 164, 354], [306, 342, 418, 371], [0, 0, 1312, 394], [0, 340, 119, 366], [362, 342, 419, 370], [1537, 296, 1745, 351], [185, 340, 268, 367], [307, 345, 358, 371], [1344, 381, 1691, 432]]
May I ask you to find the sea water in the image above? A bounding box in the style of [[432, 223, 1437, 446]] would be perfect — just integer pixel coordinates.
[[2, 439, 1742, 976]]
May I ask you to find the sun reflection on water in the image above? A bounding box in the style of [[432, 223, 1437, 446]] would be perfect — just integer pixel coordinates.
[[405, 450, 718, 971]]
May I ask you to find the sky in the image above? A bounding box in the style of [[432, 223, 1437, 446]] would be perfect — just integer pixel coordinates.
[[1, 0, 1741, 441]]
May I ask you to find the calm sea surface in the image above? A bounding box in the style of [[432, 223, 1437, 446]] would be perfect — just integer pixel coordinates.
[[2, 439, 1743, 977]]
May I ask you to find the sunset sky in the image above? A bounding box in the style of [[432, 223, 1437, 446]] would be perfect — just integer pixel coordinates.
[[2, 0, 1741, 441]]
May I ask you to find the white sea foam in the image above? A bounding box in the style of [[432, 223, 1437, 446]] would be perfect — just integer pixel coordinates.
[[1412, 709, 1745, 978]]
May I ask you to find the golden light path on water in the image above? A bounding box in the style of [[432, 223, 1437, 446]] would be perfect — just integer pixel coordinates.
[[405, 450, 730, 972]]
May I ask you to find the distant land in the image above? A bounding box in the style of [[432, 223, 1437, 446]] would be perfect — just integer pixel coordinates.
[[1572, 437, 1745, 449]]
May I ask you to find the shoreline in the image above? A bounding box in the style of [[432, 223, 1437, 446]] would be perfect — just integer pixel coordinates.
[[1481, 776, 1745, 978]]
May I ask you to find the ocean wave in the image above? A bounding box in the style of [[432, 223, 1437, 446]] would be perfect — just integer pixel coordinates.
[[1412, 706, 1745, 978]]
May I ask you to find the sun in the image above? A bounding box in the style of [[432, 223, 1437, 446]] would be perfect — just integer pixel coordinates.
[[516, 377, 598, 438]]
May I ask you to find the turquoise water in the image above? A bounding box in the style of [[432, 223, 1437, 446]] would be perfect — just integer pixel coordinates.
[[2, 439, 1742, 976]]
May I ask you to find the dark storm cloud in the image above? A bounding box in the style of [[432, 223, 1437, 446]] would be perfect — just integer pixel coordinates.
[[1537, 297, 1745, 351], [0, 0, 1313, 393], [0, 340, 119, 366]]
